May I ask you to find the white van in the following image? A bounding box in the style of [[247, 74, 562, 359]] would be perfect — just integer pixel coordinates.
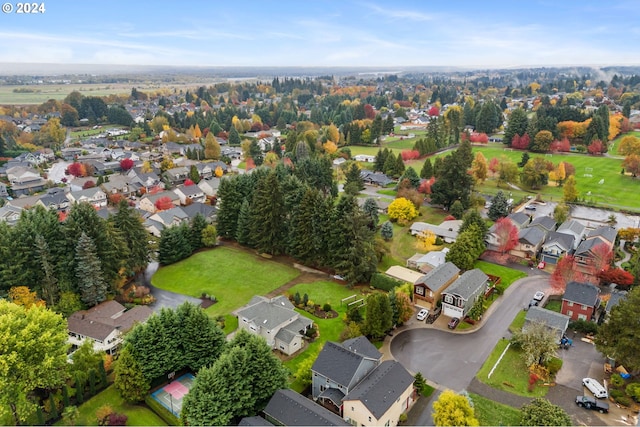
[[583, 377, 608, 399]]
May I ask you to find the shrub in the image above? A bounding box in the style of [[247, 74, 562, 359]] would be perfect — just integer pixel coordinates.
[[107, 413, 128, 426], [323, 303, 332, 312], [96, 405, 113, 426], [528, 372, 539, 392], [545, 357, 563, 377], [568, 319, 598, 335], [144, 395, 180, 426], [610, 389, 624, 399], [625, 383, 640, 402], [370, 273, 402, 291], [615, 395, 632, 407], [610, 373, 626, 388]]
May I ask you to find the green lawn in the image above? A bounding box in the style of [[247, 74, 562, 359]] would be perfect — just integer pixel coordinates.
[[56, 386, 165, 426], [283, 281, 371, 392], [509, 309, 527, 333], [544, 299, 562, 312], [470, 392, 522, 426], [151, 247, 300, 317], [474, 261, 527, 292]]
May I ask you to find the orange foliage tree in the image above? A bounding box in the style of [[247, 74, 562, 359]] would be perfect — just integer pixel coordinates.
[[154, 196, 174, 211]]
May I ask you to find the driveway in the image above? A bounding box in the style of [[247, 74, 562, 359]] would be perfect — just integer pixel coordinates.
[[390, 276, 546, 391], [143, 262, 201, 312]]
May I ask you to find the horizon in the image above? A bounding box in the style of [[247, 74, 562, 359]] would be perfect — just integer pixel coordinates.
[[1, 1, 639, 71]]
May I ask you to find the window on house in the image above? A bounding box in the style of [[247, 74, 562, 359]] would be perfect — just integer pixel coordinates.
[[567, 301, 573, 306], [385, 420, 390, 427], [581, 305, 587, 310], [567, 310, 573, 317], [369, 416, 372, 423], [444, 295, 453, 304], [578, 313, 587, 321], [416, 287, 424, 296]]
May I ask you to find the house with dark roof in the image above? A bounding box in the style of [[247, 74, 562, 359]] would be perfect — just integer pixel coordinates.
[[342, 360, 415, 427], [238, 416, 274, 426], [441, 269, 489, 319], [557, 219, 586, 249], [67, 187, 108, 208], [67, 300, 153, 355], [235, 295, 313, 356], [413, 262, 460, 309], [540, 231, 575, 265], [36, 188, 70, 212], [561, 281, 601, 321], [574, 226, 617, 271], [510, 226, 546, 259], [173, 184, 205, 205], [524, 306, 571, 340], [359, 170, 395, 187], [604, 291, 627, 322], [262, 389, 348, 426], [163, 166, 189, 185], [528, 216, 557, 234], [139, 191, 180, 213]]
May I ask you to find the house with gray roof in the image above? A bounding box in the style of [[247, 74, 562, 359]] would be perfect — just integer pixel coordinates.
[[413, 261, 460, 309], [197, 176, 221, 197], [6, 165, 47, 196], [508, 212, 531, 229], [235, 295, 312, 356], [238, 416, 274, 426], [441, 269, 489, 319], [360, 170, 395, 187], [561, 281, 601, 322], [406, 247, 450, 272], [604, 291, 627, 322], [557, 219, 586, 249], [163, 166, 189, 185], [524, 306, 571, 340], [410, 220, 460, 243], [342, 360, 415, 427], [529, 215, 557, 234], [574, 226, 617, 270], [36, 187, 70, 212], [263, 389, 348, 426], [540, 231, 575, 265], [0, 204, 22, 225], [173, 184, 205, 205], [67, 187, 107, 208], [510, 226, 546, 259]]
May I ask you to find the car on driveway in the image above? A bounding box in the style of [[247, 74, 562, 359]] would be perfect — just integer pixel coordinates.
[[416, 309, 429, 321], [528, 299, 539, 309], [525, 205, 536, 211], [576, 395, 609, 413], [583, 377, 608, 398], [447, 317, 460, 329], [533, 291, 545, 301]]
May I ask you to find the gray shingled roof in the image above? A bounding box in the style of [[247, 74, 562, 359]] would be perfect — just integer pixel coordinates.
[[524, 307, 570, 333], [445, 269, 488, 300], [342, 336, 383, 360], [558, 219, 586, 237], [508, 212, 530, 228], [416, 262, 460, 292], [529, 215, 557, 232], [343, 360, 414, 419], [312, 341, 374, 389], [237, 295, 298, 331], [238, 416, 274, 426], [574, 237, 605, 256], [263, 389, 349, 426], [518, 227, 545, 246], [543, 231, 575, 252], [606, 291, 627, 313], [563, 281, 600, 306], [587, 226, 617, 244]]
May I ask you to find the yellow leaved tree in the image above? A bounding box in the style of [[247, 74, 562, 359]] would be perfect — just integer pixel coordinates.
[[387, 197, 418, 226]]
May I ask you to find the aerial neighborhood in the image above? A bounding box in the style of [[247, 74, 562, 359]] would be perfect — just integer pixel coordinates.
[[2, 65, 640, 427]]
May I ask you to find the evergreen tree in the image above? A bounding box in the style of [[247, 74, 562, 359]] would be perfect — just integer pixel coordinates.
[[450, 200, 464, 219], [249, 172, 287, 255], [459, 209, 488, 236], [113, 346, 150, 404], [34, 234, 59, 307], [399, 166, 421, 188], [383, 151, 397, 176], [420, 158, 433, 179], [62, 385, 70, 408], [75, 232, 108, 307], [87, 369, 96, 397], [189, 165, 201, 183], [176, 302, 226, 372], [189, 214, 207, 251], [380, 221, 394, 241], [249, 140, 264, 166], [48, 393, 58, 420], [158, 223, 192, 265], [228, 126, 241, 145], [363, 293, 393, 339], [289, 189, 321, 263], [433, 156, 445, 178], [394, 153, 406, 176], [504, 107, 528, 146], [518, 152, 530, 168], [446, 225, 486, 271], [75, 374, 84, 404], [362, 198, 379, 228], [488, 190, 510, 220], [216, 177, 242, 239], [344, 163, 364, 195], [204, 132, 221, 159], [371, 114, 383, 143], [97, 360, 107, 389], [383, 114, 395, 134], [110, 200, 149, 276], [430, 149, 474, 210], [235, 199, 253, 246]]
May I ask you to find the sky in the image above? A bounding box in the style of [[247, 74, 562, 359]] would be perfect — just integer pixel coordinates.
[[0, 0, 639, 69]]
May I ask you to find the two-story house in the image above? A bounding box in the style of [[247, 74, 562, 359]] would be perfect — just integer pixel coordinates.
[[197, 176, 221, 197], [540, 231, 575, 265], [262, 389, 349, 426], [36, 188, 70, 212], [413, 262, 460, 309], [236, 295, 313, 356], [68, 187, 108, 208], [163, 166, 189, 186], [441, 269, 489, 319], [6, 165, 47, 196], [510, 226, 546, 259], [524, 306, 571, 341], [67, 300, 153, 355], [561, 281, 601, 321], [556, 219, 586, 249], [574, 226, 617, 271], [173, 184, 205, 205], [139, 191, 181, 213]]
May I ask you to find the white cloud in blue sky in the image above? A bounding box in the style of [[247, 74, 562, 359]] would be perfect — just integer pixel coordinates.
[[0, 0, 638, 68]]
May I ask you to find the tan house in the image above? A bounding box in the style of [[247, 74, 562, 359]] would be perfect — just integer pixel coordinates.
[[413, 262, 460, 309], [138, 191, 180, 213], [384, 265, 424, 285]]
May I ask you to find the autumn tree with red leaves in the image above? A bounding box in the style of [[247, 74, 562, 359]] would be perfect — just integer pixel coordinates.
[[154, 196, 174, 211], [401, 150, 420, 161], [428, 106, 440, 117], [550, 138, 571, 152], [469, 133, 489, 143], [184, 179, 195, 186], [590, 242, 613, 274], [550, 255, 588, 294], [511, 134, 530, 150], [82, 180, 96, 189], [587, 139, 606, 155], [488, 157, 500, 176], [418, 177, 435, 194], [120, 158, 135, 171], [598, 267, 634, 288], [364, 104, 376, 119], [67, 162, 87, 177], [494, 217, 519, 254]]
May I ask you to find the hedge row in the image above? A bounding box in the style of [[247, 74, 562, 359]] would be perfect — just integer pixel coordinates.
[[144, 395, 181, 426], [370, 273, 403, 291]]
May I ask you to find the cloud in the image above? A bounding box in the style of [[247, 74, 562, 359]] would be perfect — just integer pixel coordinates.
[[365, 3, 436, 21]]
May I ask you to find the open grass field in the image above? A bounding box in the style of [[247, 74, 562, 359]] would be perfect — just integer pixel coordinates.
[[476, 338, 549, 398], [469, 392, 522, 426], [0, 84, 133, 105], [283, 280, 369, 391], [150, 246, 300, 317], [54, 385, 165, 426]]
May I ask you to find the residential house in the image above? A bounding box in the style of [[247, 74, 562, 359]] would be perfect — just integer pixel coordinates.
[[354, 154, 376, 163], [67, 300, 153, 355], [384, 265, 424, 285], [574, 226, 617, 269], [561, 281, 601, 321], [360, 170, 395, 187], [61, 147, 83, 161], [413, 262, 460, 309], [603, 291, 627, 322], [100, 174, 136, 197], [127, 168, 162, 193], [409, 220, 461, 243], [356, 197, 389, 214], [86, 160, 122, 176], [238, 416, 274, 426], [181, 203, 217, 223], [524, 307, 571, 341], [197, 176, 221, 197], [342, 360, 415, 427], [173, 184, 205, 205], [67, 187, 108, 208], [540, 231, 575, 265], [441, 269, 489, 319], [0, 204, 22, 225], [6, 166, 47, 196], [406, 248, 450, 272], [332, 157, 347, 167], [36, 188, 70, 212], [509, 227, 546, 259], [486, 213, 531, 251], [557, 219, 586, 250], [6, 194, 40, 210], [528, 216, 557, 235], [262, 389, 348, 426], [138, 191, 180, 213], [235, 295, 313, 356], [145, 207, 190, 236], [163, 166, 189, 186], [311, 337, 414, 427], [0, 182, 8, 198]]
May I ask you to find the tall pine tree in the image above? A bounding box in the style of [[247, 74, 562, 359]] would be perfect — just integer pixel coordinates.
[[75, 232, 108, 307]]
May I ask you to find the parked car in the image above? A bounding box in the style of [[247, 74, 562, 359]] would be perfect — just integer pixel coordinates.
[[575, 395, 609, 413], [525, 205, 536, 211], [528, 299, 539, 309], [533, 291, 545, 301], [447, 317, 460, 329], [416, 309, 429, 321], [583, 377, 608, 399]]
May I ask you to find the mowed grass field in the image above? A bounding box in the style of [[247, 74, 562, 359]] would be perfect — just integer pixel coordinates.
[[151, 246, 300, 317]]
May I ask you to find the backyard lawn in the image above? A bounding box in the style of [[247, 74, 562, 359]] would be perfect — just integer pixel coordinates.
[[54, 386, 165, 426], [283, 281, 374, 392], [474, 261, 527, 292], [470, 392, 522, 426], [151, 246, 300, 317]]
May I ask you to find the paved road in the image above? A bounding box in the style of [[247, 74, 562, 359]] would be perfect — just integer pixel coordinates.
[[143, 262, 201, 312], [391, 276, 546, 392]]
